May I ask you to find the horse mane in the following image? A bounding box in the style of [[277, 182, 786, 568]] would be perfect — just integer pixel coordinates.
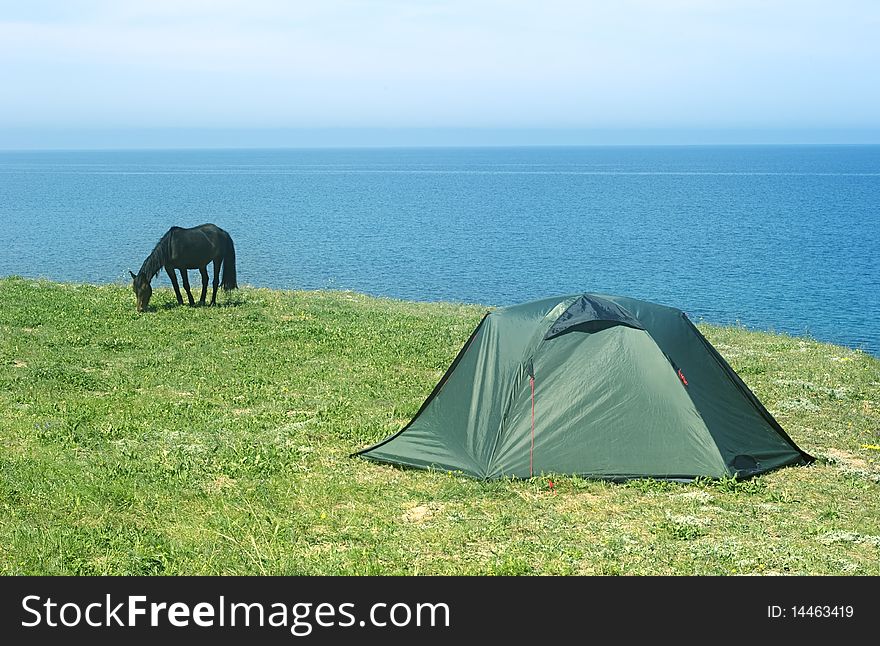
[[137, 227, 178, 280]]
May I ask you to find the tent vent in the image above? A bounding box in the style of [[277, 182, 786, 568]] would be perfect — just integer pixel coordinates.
[[545, 294, 644, 340]]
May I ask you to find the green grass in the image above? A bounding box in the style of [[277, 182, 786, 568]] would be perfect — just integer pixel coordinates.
[[1, 276, 878, 575]]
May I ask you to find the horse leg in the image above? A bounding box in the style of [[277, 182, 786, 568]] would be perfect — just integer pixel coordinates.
[[210, 258, 221, 305], [198, 266, 209, 306], [179, 269, 195, 306], [165, 265, 184, 305]]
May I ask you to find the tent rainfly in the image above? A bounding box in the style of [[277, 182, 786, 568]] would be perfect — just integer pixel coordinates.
[[355, 293, 814, 481]]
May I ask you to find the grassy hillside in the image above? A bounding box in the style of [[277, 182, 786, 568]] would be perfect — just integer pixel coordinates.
[[0, 277, 878, 575]]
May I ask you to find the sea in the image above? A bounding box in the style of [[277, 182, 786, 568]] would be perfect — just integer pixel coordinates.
[[1, 145, 878, 355]]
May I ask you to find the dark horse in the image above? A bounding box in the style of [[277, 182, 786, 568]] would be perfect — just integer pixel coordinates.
[[130, 223, 237, 312]]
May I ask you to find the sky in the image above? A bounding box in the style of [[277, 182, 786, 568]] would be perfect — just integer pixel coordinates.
[[1, 0, 879, 148]]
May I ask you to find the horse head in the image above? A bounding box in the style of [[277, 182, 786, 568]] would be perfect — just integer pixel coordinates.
[[130, 270, 153, 312]]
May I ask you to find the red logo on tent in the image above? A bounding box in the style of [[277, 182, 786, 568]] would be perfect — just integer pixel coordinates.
[[678, 368, 688, 386]]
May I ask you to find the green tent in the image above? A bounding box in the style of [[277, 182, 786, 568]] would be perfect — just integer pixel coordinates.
[[356, 293, 813, 480]]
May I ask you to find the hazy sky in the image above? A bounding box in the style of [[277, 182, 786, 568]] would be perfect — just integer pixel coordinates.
[[1, 0, 879, 146]]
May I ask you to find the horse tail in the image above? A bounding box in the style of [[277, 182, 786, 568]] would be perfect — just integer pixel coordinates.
[[221, 234, 238, 291]]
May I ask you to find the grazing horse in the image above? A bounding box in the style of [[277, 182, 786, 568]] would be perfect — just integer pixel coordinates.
[[130, 223, 237, 312]]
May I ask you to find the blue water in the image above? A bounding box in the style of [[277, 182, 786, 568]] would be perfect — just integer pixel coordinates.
[[1, 146, 878, 354]]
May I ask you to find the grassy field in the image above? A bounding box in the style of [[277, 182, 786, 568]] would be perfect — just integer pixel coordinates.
[[0, 276, 878, 575]]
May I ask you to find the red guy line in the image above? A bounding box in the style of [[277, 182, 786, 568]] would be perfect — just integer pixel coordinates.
[[530, 375, 535, 477]]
